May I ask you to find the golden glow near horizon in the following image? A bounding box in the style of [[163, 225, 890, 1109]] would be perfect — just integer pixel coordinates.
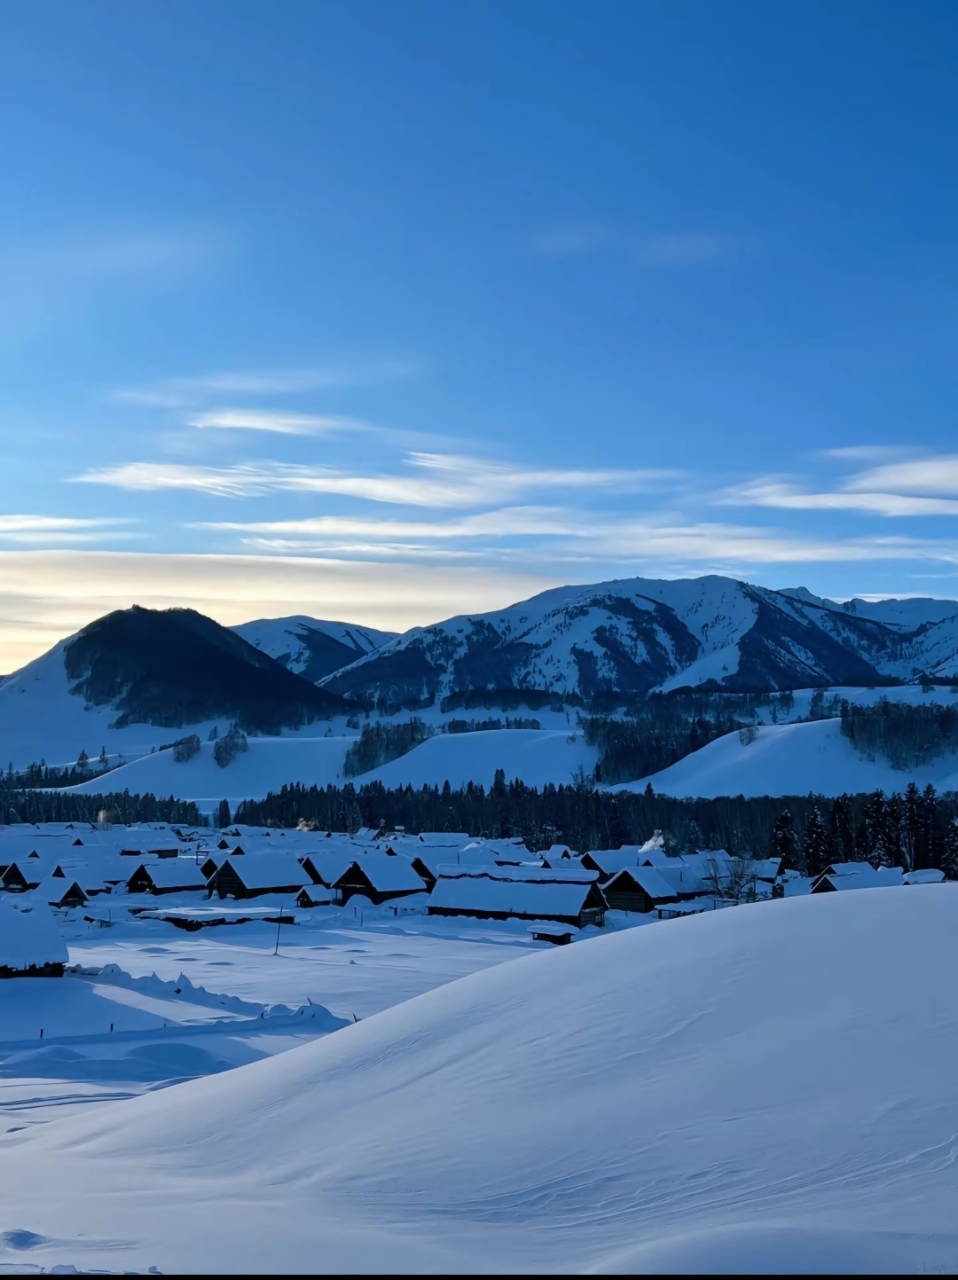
[[0, 550, 558, 673]]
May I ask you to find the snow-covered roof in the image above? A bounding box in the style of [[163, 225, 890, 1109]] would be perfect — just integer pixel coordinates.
[[30, 875, 87, 906], [583, 849, 639, 876], [414, 832, 472, 847], [817, 867, 904, 892], [435, 863, 597, 885], [605, 866, 677, 901], [134, 861, 209, 890], [429, 877, 602, 920], [224, 855, 311, 891], [336, 853, 427, 894], [300, 850, 359, 886], [0, 900, 68, 968], [903, 868, 946, 885]]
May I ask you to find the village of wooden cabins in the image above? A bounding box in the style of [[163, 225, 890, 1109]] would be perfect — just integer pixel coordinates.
[[0, 821, 946, 977]]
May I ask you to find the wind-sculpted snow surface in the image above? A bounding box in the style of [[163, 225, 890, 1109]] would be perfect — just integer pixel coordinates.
[[3, 888, 958, 1272]]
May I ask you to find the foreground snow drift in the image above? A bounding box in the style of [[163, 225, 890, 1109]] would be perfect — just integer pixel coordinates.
[[626, 716, 958, 798], [3, 887, 958, 1273]]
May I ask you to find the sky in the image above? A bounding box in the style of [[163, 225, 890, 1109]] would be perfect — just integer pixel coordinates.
[[2, 0, 958, 670]]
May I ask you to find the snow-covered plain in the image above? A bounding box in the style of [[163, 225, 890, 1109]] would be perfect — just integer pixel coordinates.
[[2, 887, 958, 1273], [626, 716, 958, 799]]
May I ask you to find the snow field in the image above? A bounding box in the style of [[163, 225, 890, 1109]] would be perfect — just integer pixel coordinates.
[[2, 888, 958, 1272]]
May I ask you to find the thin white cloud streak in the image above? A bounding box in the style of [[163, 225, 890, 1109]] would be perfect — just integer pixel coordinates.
[[73, 455, 675, 508], [820, 445, 913, 462], [196, 507, 580, 539], [720, 480, 958, 517], [0, 515, 135, 545], [5, 232, 220, 280], [195, 506, 958, 571], [534, 224, 734, 265], [188, 409, 371, 436], [0, 551, 559, 671], [848, 456, 958, 496], [631, 234, 734, 266], [113, 359, 422, 408], [584, 523, 950, 565], [533, 223, 615, 256]]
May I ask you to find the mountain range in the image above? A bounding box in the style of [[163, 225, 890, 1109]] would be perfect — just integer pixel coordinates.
[[319, 576, 958, 711], [3, 574, 958, 771]]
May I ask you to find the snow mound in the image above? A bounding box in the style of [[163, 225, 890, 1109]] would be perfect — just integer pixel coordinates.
[[4, 888, 958, 1272], [623, 717, 958, 798]]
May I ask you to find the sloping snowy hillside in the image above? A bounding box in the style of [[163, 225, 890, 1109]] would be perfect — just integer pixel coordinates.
[[4, 888, 958, 1272], [233, 615, 397, 683], [64, 727, 598, 810], [620, 716, 958, 799]]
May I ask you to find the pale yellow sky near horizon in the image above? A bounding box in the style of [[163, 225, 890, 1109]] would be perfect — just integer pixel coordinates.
[[0, 551, 560, 673]]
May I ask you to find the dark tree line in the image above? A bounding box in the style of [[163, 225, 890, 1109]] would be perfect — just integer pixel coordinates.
[[233, 776, 958, 874], [841, 699, 958, 769], [0, 787, 204, 826]]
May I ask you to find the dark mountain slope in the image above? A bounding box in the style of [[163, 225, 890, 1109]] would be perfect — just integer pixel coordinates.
[[65, 607, 344, 732]]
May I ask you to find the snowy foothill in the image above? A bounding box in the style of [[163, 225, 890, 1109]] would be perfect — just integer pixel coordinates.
[[2, 887, 958, 1272], [620, 715, 958, 799]]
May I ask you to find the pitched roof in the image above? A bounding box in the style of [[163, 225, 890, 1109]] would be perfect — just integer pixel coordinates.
[[604, 866, 677, 901], [222, 854, 311, 891], [0, 900, 68, 968], [435, 863, 597, 885], [429, 876, 604, 919], [335, 853, 427, 893], [133, 860, 209, 890]]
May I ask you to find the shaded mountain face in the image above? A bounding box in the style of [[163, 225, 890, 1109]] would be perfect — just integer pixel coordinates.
[[232, 616, 397, 683], [320, 575, 958, 712], [64, 607, 344, 732]]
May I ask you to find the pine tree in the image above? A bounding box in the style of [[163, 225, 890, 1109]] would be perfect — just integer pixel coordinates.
[[830, 794, 855, 862], [76, 749, 89, 774], [864, 790, 893, 868], [216, 798, 231, 828], [98, 746, 108, 768], [802, 806, 828, 877], [769, 809, 802, 873], [885, 793, 907, 869], [942, 819, 958, 880]]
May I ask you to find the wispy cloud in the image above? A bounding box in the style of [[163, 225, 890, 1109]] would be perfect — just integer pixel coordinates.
[[720, 479, 958, 517], [0, 515, 134, 545], [819, 445, 913, 462], [188, 409, 371, 436], [847, 456, 958, 496], [631, 234, 734, 266], [534, 223, 735, 266], [195, 507, 580, 540], [533, 223, 615, 256], [73, 453, 676, 508], [113, 359, 422, 408]]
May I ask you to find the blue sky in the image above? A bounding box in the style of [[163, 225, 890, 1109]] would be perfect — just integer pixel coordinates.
[[3, 0, 958, 666]]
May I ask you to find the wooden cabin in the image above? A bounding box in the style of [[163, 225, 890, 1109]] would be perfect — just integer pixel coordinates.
[[207, 854, 310, 900], [332, 854, 428, 906], [126, 861, 209, 895], [428, 865, 607, 928], [602, 866, 680, 914]]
